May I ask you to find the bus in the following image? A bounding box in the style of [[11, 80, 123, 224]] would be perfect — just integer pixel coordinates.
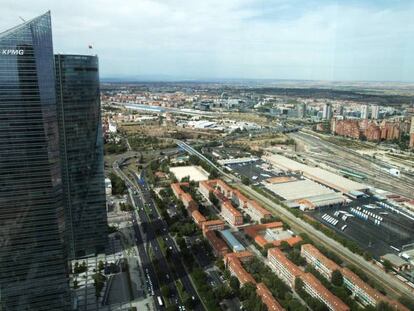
[[157, 296, 163, 307]]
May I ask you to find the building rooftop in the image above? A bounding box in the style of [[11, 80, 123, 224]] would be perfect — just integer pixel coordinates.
[[256, 283, 285, 311], [264, 179, 335, 201], [381, 253, 410, 268], [222, 200, 242, 218], [227, 256, 256, 285], [268, 248, 303, 278], [220, 229, 245, 252], [300, 273, 349, 311], [301, 244, 340, 272], [264, 153, 368, 193]]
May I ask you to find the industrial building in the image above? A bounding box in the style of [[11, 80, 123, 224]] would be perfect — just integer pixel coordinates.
[[263, 177, 346, 209], [264, 153, 368, 194], [170, 165, 210, 182]]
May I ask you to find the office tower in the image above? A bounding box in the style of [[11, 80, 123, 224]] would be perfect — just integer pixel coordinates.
[[337, 105, 344, 116], [297, 102, 306, 118], [371, 105, 380, 119], [361, 104, 369, 119], [0, 12, 70, 310], [55, 54, 108, 259], [322, 103, 333, 120]]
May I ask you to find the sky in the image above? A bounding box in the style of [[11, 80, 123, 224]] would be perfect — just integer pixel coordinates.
[[1, 0, 414, 82]]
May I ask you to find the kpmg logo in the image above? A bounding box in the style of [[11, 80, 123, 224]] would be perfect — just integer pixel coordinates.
[[1, 49, 24, 55]]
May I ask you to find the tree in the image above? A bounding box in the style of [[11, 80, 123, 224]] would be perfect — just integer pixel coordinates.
[[331, 270, 343, 286], [229, 276, 240, 292], [295, 277, 304, 293], [280, 240, 292, 251], [239, 282, 256, 301], [161, 285, 170, 298], [241, 175, 250, 185], [382, 259, 393, 272], [209, 191, 218, 206]]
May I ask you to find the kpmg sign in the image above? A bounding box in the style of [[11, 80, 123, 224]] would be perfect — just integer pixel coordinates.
[[1, 49, 24, 55]]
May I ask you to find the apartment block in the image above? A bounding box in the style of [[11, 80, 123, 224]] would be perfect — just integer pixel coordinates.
[[221, 200, 243, 226], [204, 230, 229, 257], [300, 273, 349, 311], [202, 219, 225, 233], [227, 256, 256, 285], [267, 248, 302, 289], [256, 282, 285, 311], [301, 244, 340, 280]]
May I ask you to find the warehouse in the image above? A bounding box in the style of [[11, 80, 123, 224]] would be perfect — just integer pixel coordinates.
[[264, 153, 368, 193], [169, 165, 209, 182]]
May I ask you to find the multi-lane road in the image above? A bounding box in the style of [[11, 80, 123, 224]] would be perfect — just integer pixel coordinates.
[[113, 156, 204, 310]]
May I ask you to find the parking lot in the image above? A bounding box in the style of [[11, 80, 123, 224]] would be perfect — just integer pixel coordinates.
[[226, 160, 281, 183], [310, 199, 414, 258]]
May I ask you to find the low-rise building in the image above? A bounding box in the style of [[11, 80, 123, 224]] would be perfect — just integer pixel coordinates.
[[267, 248, 302, 289], [202, 219, 225, 233], [381, 253, 411, 272], [301, 244, 340, 280], [256, 282, 285, 311], [300, 273, 349, 311], [191, 210, 206, 227], [227, 256, 256, 285], [299, 244, 409, 310], [244, 222, 302, 248], [204, 230, 229, 257], [221, 201, 243, 226]]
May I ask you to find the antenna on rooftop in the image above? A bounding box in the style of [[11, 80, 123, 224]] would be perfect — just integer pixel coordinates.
[[19, 16, 26, 22]]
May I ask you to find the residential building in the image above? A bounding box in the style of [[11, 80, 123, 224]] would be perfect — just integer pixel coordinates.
[[227, 256, 256, 285], [361, 105, 369, 119], [55, 54, 107, 258], [301, 244, 340, 280], [256, 283, 285, 311], [202, 219, 225, 233], [371, 105, 380, 119], [267, 248, 302, 289], [221, 200, 243, 225], [323, 103, 333, 120], [204, 230, 229, 257], [300, 273, 349, 311], [0, 12, 70, 310]]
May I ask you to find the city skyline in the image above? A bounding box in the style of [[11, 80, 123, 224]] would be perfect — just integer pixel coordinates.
[[1, 1, 414, 82]]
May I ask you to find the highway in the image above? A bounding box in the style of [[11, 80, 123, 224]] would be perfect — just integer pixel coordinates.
[[136, 170, 205, 311], [237, 183, 414, 299]]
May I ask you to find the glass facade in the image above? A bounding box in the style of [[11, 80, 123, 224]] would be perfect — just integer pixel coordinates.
[[55, 54, 108, 259], [0, 12, 70, 310]]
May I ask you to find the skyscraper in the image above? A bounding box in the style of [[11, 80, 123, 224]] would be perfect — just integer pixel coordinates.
[[361, 105, 369, 119], [55, 54, 108, 259], [323, 103, 333, 120], [297, 102, 306, 118], [371, 105, 380, 119], [0, 12, 70, 310]]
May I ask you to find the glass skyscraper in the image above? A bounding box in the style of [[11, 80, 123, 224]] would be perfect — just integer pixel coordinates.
[[0, 12, 70, 310], [0, 12, 108, 310], [55, 54, 108, 259]]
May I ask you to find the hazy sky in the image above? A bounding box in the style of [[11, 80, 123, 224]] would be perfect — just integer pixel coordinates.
[[1, 0, 414, 81]]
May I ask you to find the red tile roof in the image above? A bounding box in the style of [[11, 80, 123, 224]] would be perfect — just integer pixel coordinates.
[[256, 283, 285, 311], [300, 273, 349, 311]]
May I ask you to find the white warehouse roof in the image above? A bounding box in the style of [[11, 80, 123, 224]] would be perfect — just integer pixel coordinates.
[[264, 153, 368, 193]]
